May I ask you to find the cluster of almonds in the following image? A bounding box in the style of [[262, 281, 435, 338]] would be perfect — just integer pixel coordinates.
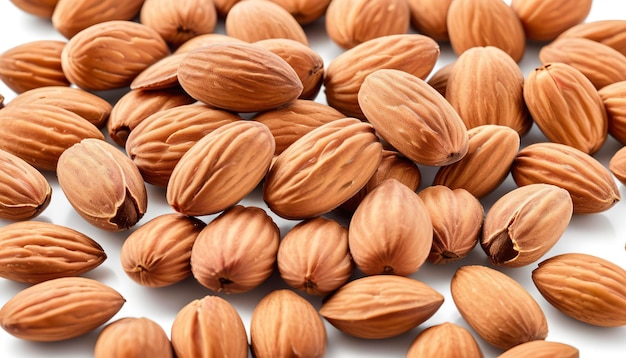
[[0, 0, 625, 357]]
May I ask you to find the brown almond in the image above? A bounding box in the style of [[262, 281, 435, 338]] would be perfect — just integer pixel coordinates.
[[130, 53, 186, 91], [174, 33, 248, 54], [95, 317, 173, 358], [511, 0, 592, 41], [10, 0, 58, 18], [498, 340, 579, 358], [213, 0, 240, 17], [599, 80, 626, 144], [557, 20, 626, 57], [266, 0, 331, 25], [407, 0, 453, 42], [52, 0, 144, 38], [609, 146, 626, 186], [427, 62, 454, 98], [407, 322, 483, 358]]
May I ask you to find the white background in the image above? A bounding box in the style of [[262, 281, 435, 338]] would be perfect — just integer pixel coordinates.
[[0, 1, 625, 357]]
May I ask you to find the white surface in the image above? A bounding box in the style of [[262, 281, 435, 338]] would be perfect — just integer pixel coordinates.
[[1, 1, 625, 357]]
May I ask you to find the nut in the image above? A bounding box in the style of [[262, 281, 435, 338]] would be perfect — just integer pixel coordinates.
[[427, 62, 454, 97], [511, 0, 592, 41], [557, 19, 626, 57], [130, 53, 186, 91], [52, 0, 144, 38], [497, 340, 579, 358], [599, 80, 626, 145], [265, 0, 331, 25], [9, 0, 58, 18], [609, 146, 626, 186], [406, 322, 483, 358], [94, 317, 173, 358], [174, 33, 248, 54], [407, 0, 453, 42]]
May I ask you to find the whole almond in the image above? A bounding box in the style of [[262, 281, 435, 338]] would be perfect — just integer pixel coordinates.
[[251, 289, 326, 358], [451, 265, 548, 350], [57, 138, 147, 231], [406, 322, 483, 358], [427, 62, 454, 98], [0, 40, 69, 94], [213, 0, 240, 17], [174, 33, 248, 54], [0, 221, 106, 284], [599, 81, 626, 144], [10, 0, 58, 18], [94, 317, 173, 358], [609, 146, 626, 186], [190, 205, 280, 293], [167, 121, 275, 216], [324, 34, 439, 119], [171, 295, 248, 358], [511, 142, 620, 214], [359, 68, 469, 166], [319, 275, 444, 339], [121, 213, 205, 288], [178, 43, 303, 112], [263, 117, 382, 219], [0, 149, 51, 221], [557, 20, 626, 57], [52, 0, 144, 38], [533, 253, 626, 327], [407, 0, 453, 42], [0, 277, 125, 341], [498, 340, 579, 358], [524, 62, 607, 154], [130, 53, 186, 91], [267, 0, 331, 25], [511, 0, 592, 41]]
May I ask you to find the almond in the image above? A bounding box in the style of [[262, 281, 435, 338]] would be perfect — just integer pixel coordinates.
[[130, 53, 186, 91], [319, 275, 444, 339], [95, 317, 173, 358], [10, 0, 58, 18], [174, 33, 248, 54], [557, 20, 626, 57], [213, 0, 240, 17], [52, 0, 144, 38], [511, 0, 592, 41], [598, 80, 626, 144], [451, 265, 548, 350], [427, 62, 454, 98], [0, 277, 125, 341], [407, 322, 483, 358], [167, 121, 275, 216], [359, 68, 469, 166], [266, 0, 331, 25], [523, 62, 607, 154], [511, 142, 620, 214], [532, 253, 626, 327], [609, 146, 626, 186], [498, 340, 579, 358], [407, 0, 453, 42]]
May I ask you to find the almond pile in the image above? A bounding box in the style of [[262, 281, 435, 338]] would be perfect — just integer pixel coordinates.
[[1, 0, 625, 357]]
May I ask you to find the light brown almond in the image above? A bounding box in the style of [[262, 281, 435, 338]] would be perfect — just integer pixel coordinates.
[[557, 20, 626, 57], [174, 33, 248, 54], [10, 0, 58, 18], [213, 0, 240, 17], [511, 0, 592, 41], [609, 146, 626, 186], [130, 53, 186, 91], [427, 62, 454, 98], [95, 317, 173, 358], [498, 340, 579, 358], [599, 80, 626, 144], [407, 322, 483, 358], [407, 0, 453, 42], [52, 0, 144, 38], [266, 0, 331, 25]]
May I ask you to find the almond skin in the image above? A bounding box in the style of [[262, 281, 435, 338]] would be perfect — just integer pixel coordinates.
[[174, 33, 248, 54], [52, 0, 144, 38], [266, 0, 331, 25], [557, 20, 626, 57], [94, 317, 173, 358], [130, 53, 186, 91], [498, 340, 579, 358], [609, 146, 626, 186], [407, 322, 483, 358], [407, 0, 453, 42], [511, 0, 592, 41], [598, 80, 626, 145], [10, 0, 58, 18], [427, 62, 454, 97]]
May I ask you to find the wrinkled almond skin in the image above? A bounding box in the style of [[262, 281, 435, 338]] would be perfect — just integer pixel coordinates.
[[427, 62, 454, 98], [511, 0, 591, 41], [0, 149, 51, 221], [324, 34, 439, 119], [267, 0, 331, 25], [61, 20, 170, 91], [277, 217, 353, 295], [319, 275, 444, 339], [52, 0, 144, 39], [418, 186, 483, 265], [359, 68, 469, 166], [57, 138, 147, 231], [263, 118, 382, 219], [171, 295, 248, 358], [121, 213, 205, 288], [130, 53, 186, 91], [447, 0, 526, 62], [178, 43, 303, 113], [349, 179, 433, 276], [213, 0, 240, 17], [174, 33, 248, 54], [557, 20, 626, 57], [94, 317, 173, 358], [433, 125, 520, 199], [167, 121, 275, 216], [0, 40, 69, 94], [190, 205, 280, 294], [251, 289, 326, 358], [599, 81, 626, 145], [0, 277, 125, 341], [533, 253, 626, 327], [511, 142, 620, 214], [407, 0, 452, 42], [451, 265, 548, 350], [481, 184, 573, 268], [609, 146, 626, 186], [497, 340, 579, 358], [9, 0, 58, 18], [406, 322, 483, 358], [0, 221, 106, 284], [0, 104, 105, 171]]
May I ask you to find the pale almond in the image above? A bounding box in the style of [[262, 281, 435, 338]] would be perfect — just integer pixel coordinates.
[[511, 0, 592, 41]]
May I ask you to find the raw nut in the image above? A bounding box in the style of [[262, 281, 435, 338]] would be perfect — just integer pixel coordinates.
[[447, 0, 526, 62], [325, 0, 409, 49], [171, 295, 248, 358], [190, 205, 280, 293], [252, 99, 346, 155], [324, 34, 440, 119], [349, 179, 433, 276], [254, 38, 324, 100], [406, 322, 483, 358], [94, 317, 173, 358], [140, 0, 217, 48], [167, 121, 275, 216], [0, 104, 105, 171], [263, 117, 382, 220], [539, 38, 626, 89], [0, 40, 69, 94], [251, 289, 327, 358], [108, 87, 195, 147], [277, 217, 353, 295], [427, 62, 454, 98], [120, 213, 205, 288], [57, 138, 147, 231], [446, 46, 532, 136], [557, 20, 626, 57], [6, 86, 111, 128], [126, 104, 241, 187], [319, 275, 444, 339], [52, 0, 144, 38], [511, 142, 620, 214], [511, 0, 592, 41], [451, 265, 549, 350], [524, 63, 608, 154], [498, 340, 579, 358], [266, 0, 331, 25], [418, 185, 483, 265], [358, 68, 469, 166], [433, 125, 520, 199], [0, 149, 51, 220], [178, 43, 303, 113], [532, 253, 626, 327], [9, 0, 58, 18], [407, 0, 453, 42], [225, 0, 308, 45], [609, 146, 626, 186], [599, 81, 626, 144], [0, 221, 106, 284], [0, 277, 125, 341], [213, 0, 240, 17], [174, 33, 248, 54], [61, 20, 170, 91], [130, 53, 186, 91], [481, 184, 573, 267]]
